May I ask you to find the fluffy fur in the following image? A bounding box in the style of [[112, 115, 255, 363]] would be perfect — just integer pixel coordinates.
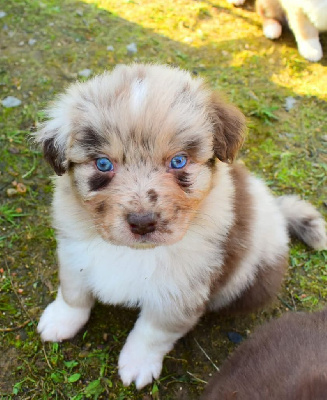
[[201, 308, 327, 399], [34, 64, 327, 389], [229, 0, 327, 62]]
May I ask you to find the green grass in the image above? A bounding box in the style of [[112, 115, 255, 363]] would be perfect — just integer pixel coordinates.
[[0, 0, 326, 398]]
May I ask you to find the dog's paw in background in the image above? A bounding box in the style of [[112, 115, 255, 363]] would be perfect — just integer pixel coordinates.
[[37, 288, 91, 342], [297, 38, 323, 62], [228, 0, 246, 5], [262, 18, 282, 39]]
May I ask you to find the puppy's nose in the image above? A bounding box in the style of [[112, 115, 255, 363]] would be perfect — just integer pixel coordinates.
[[127, 212, 158, 235]]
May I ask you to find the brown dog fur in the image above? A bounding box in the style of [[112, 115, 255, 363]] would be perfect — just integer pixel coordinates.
[[201, 308, 327, 400]]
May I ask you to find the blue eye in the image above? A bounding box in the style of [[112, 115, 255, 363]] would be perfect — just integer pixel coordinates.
[[170, 155, 187, 169], [96, 157, 114, 172]]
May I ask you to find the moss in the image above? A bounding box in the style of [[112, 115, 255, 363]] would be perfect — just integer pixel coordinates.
[[1, 0, 326, 398]]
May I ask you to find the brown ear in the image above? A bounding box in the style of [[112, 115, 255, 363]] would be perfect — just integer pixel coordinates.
[[208, 93, 246, 163], [33, 121, 69, 176], [42, 136, 67, 176]]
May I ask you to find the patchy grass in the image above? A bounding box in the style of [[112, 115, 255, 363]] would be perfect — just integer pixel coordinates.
[[0, 0, 326, 398]]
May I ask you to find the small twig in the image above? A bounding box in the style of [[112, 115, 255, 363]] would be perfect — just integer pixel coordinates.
[[194, 338, 219, 371], [22, 357, 35, 376], [42, 344, 53, 370], [0, 319, 31, 332], [290, 292, 297, 311], [165, 355, 187, 364], [187, 371, 208, 384]]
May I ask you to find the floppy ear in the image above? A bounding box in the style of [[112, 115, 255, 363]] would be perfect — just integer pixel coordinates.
[[208, 92, 246, 163], [34, 102, 71, 176], [41, 135, 67, 176]]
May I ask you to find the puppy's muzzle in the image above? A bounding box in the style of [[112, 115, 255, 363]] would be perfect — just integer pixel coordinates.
[[127, 212, 159, 235]]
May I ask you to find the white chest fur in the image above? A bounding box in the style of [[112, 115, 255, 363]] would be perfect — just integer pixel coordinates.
[[58, 232, 221, 311]]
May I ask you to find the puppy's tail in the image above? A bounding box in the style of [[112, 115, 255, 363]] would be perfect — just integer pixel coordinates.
[[276, 195, 327, 251]]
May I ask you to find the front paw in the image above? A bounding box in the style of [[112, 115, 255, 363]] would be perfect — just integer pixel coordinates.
[[38, 298, 91, 342], [228, 0, 246, 5], [263, 19, 282, 40], [118, 341, 163, 389], [298, 38, 323, 62]]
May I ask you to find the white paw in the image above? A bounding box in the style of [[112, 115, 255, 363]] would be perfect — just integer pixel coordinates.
[[263, 21, 282, 39], [298, 38, 323, 62], [38, 297, 91, 342], [228, 0, 245, 5], [118, 340, 163, 389]]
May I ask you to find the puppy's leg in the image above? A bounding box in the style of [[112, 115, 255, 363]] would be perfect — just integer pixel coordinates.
[[217, 255, 288, 314], [228, 0, 246, 6], [287, 9, 322, 62], [118, 308, 203, 389], [38, 244, 94, 342], [38, 286, 93, 342], [256, 0, 284, 39]]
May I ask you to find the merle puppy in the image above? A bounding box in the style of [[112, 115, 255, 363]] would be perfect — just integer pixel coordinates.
[[35, 64, 327, 388]]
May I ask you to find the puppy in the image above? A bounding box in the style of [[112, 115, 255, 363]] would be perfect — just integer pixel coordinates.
[[34, 64, 327, 389], [256, 0, 327, 62], [201, 308, 327, 399]]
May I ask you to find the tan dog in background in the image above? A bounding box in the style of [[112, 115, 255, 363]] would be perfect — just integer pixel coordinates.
[[35, 64, 327, 388], [228, 0, 327, 62]]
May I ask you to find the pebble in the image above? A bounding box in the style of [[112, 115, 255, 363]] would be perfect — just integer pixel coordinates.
[[285, 96, 297, 111], [126, 42, 137, 55], [78, 69, 92, 78], [7, 188, 18, 197], [2, 96, 22, 108], [16, 183, 27, 193], [28, 38, 37, 46], [227, 331, 243, 344]]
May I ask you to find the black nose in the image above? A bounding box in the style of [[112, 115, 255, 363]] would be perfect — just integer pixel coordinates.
[[127, 212, 158, 235]]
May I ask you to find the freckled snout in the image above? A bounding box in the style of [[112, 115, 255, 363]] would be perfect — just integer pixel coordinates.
[[127, 212, 159, 235]]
